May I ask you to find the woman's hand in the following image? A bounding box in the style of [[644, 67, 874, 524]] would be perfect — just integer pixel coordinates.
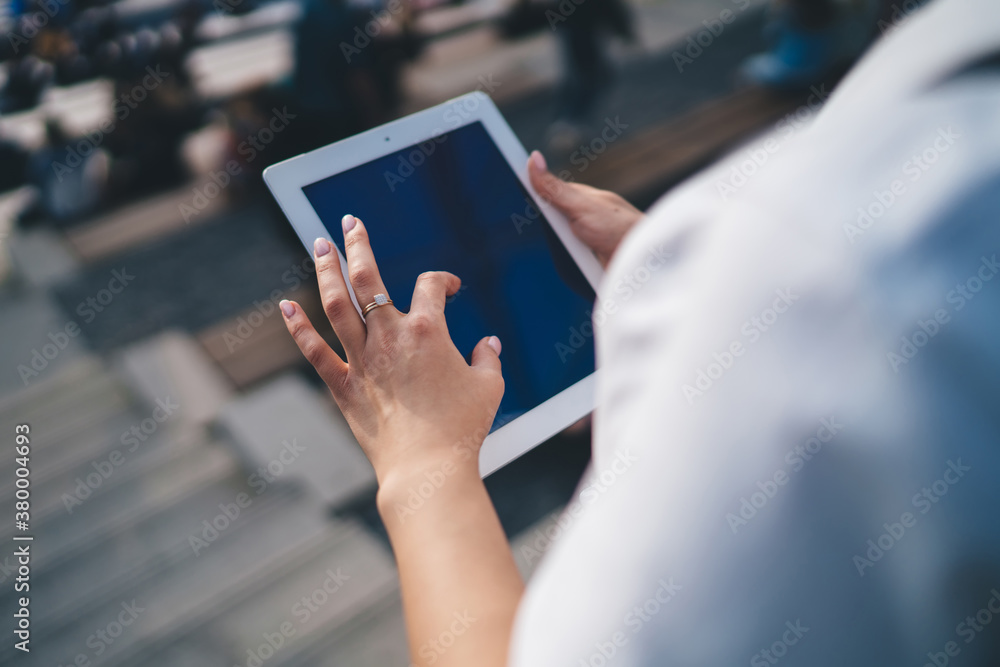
[[279, 214, 504, 487], [527, 150, 644, 268], [282, 216, 523, 667]]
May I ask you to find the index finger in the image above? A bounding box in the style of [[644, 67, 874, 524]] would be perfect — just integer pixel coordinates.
[[341, 214, 400, 325]]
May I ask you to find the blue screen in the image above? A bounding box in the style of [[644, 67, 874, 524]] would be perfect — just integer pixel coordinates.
[[302, 121, 595, 428]]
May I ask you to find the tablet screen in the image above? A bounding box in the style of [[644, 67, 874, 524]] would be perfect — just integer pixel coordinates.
[[302, 121, 595, 430]]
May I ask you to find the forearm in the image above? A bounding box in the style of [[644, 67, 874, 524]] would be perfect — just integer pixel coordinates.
[[377, 455, 525, 667]]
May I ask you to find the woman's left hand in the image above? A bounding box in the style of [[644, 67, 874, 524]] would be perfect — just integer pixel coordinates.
[[279, 214, 505, 488]]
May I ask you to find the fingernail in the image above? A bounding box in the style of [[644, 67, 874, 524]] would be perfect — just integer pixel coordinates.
[[342, 214, 357, 233], [314, 237, 331, 258], [487, 336, 502, 355], [280, 300, 295, 317], [531, 151, 547, 172]]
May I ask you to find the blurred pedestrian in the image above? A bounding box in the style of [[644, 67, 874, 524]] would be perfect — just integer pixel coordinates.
[[741, 0, 886, 89]]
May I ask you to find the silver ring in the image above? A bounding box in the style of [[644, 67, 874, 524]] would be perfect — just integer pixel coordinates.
[[362, 293, 393, 316]]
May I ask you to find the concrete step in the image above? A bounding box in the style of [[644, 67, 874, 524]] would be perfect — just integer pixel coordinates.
[[25, 479, 302, 638], [4, 226, 81, 288], [113, 330, 235, 428], [0, 408, 138, 510], [64, 186, 226, 263], [0, 357, 128, 441], [580, 85, 810, 206], [216, 374, 376, 508], [197, 288, 326, 389], [10, 442, 236, 574], [197, 518, 399, 667], [3, 493, 338, 666], [0, 292, 92, 399], [0, 424, 203, 538]]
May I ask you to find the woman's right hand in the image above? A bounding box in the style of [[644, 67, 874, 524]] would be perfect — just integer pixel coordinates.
[[527, 150, 644, 268]]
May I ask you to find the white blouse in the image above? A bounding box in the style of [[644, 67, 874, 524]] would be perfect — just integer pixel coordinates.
[[510, 0, 1000, 664]]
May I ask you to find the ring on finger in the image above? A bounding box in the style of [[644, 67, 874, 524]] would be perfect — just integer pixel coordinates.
[[362, 293, 393, 316]]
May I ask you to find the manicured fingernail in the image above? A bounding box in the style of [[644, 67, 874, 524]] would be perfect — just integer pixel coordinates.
[[342, 214, 357, 233], [314, 237, 331, 258], [280, 300, 295, 317], [488, 336, 502, 355], [531, 151, 546, 172]]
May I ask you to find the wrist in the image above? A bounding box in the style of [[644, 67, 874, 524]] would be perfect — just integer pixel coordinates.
[[375, 449, 482, 520]]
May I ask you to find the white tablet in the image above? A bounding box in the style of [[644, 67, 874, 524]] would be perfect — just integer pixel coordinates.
[[263, 91, 602, 476]]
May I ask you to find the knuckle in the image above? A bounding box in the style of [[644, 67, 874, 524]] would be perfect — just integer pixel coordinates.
[[316, 254, 340, 273], [364, 337, 395, 373], [416, 270, 438, 285], [289, 320, 311, 340], [407, 312, 434, 337], [300, 339, 327, 366], [344, 228, 368, 250], [350, 265, 375, 290], [323, 293, 350, 320], [331, 372, 352, 399]]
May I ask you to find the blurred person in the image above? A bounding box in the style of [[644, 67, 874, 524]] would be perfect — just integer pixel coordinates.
[[287, 0, 421, 155], [0, 55, 54, 112], [501, 0, 634, 149], [551, 0, 634, 149], [551, 0, 632, 126], [741, 0, 886, 89], [0, 130, 30, 192], [27, 119, 110, 221], [279, 0, 1000, 665]]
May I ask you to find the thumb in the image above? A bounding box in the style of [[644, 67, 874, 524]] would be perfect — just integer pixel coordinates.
[[471, 335, 503, 377], [528, 150, 584, 215]]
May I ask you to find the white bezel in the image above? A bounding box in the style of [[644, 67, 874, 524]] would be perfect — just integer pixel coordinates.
[[263, 91, 603, 477]]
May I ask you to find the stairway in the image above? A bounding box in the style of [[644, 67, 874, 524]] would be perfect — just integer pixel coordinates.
[[0, 349, 406, 667]]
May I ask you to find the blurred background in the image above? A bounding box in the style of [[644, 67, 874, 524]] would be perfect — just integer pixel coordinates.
[[0, 0, 902, 664]]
